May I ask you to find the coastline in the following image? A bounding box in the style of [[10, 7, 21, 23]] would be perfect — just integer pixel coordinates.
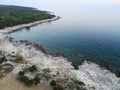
[[0, 16, 60, 34], [0, 16, 120, 90], [0, 36, 120, 90]]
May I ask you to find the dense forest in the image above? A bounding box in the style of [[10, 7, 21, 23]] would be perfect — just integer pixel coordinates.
[[0, 5, 55, 29]]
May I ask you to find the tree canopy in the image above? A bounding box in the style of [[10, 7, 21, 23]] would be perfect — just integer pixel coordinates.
[[0, 5, 55, 29]]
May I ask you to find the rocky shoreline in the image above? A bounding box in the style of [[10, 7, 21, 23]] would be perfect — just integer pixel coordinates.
[[0, 35, 120, 90], [0, 16, 120, 90]]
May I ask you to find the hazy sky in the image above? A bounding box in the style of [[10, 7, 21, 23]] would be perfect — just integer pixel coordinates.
[[1, 0, 120, 21], [1, 0, 120, 8], [1, 0, 120, 12], [1, 0, 120, 4], [1, 0, 120, 28]]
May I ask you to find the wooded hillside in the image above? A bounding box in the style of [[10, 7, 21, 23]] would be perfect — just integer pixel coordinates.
[[0, 5, 55, 29]]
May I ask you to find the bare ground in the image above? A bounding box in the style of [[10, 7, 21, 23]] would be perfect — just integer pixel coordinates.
[[0, 73, 52, 90]]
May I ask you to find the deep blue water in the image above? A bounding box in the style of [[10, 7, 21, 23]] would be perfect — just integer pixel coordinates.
[[8, 4, 120, 75]]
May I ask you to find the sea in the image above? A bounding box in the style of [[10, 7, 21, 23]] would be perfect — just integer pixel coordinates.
[[8, 3, 120, 76]]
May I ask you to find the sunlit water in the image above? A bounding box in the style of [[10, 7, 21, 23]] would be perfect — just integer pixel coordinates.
[[8, 3, 120, 75]]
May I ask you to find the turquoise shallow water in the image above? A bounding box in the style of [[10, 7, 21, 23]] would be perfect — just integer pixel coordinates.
[[8, 4, 120, 76]]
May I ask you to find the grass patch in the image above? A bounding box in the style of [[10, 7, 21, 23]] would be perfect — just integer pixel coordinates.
[[13, 55, 23, 62]]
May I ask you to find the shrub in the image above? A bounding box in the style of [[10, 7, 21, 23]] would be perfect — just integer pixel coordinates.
[[0, 56, 7, 63], [56, 71, 60, 75], [50, 80, 57, 87], [33, 76, 40, 85], [53, 85, 64, 90], [18, 71, 25, 76], [11, 55, 15, 57], [74, 80, 85, 86], [12, 51, 15, 53], [42, 73, 51, 80], [43, 68, 51, 73], [29, 65, 37, 72], [19, 76, 33, 86], [0, 59, 4, 64], [18, 75, 40, 86]]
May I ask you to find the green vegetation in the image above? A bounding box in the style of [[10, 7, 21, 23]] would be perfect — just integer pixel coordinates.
[[74, 79, 85, 86], [18, 71, 25, 76], [18, 71, 40, 86], [56, 71, 60, 75], [41, 68, 51, 80], [17, 65, 41, 86], [0, 55, 7, 64], [13, 55, 23, 62], [49, 77, 86, 90], [0, 5, 55, 29], [1, 63, 14, 72], [0, 50, 87, 90], [43, 68, 51, 73], [33, 76, 41, 85], [0, 51, 14, 64], [50, 80, 57, 87], [29, 65, 37, 72], [50, 80, 64, 90], [19, 75, 33, 86], [42, 72, 51, 80], [53, 85, 64, 90], [17, 65, 87, 89]]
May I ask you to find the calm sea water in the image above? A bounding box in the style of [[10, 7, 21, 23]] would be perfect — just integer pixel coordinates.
[[8, 4, 120, 75]]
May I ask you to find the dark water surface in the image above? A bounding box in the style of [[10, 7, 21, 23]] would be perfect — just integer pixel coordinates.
[[8, 4, 120, 76]]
